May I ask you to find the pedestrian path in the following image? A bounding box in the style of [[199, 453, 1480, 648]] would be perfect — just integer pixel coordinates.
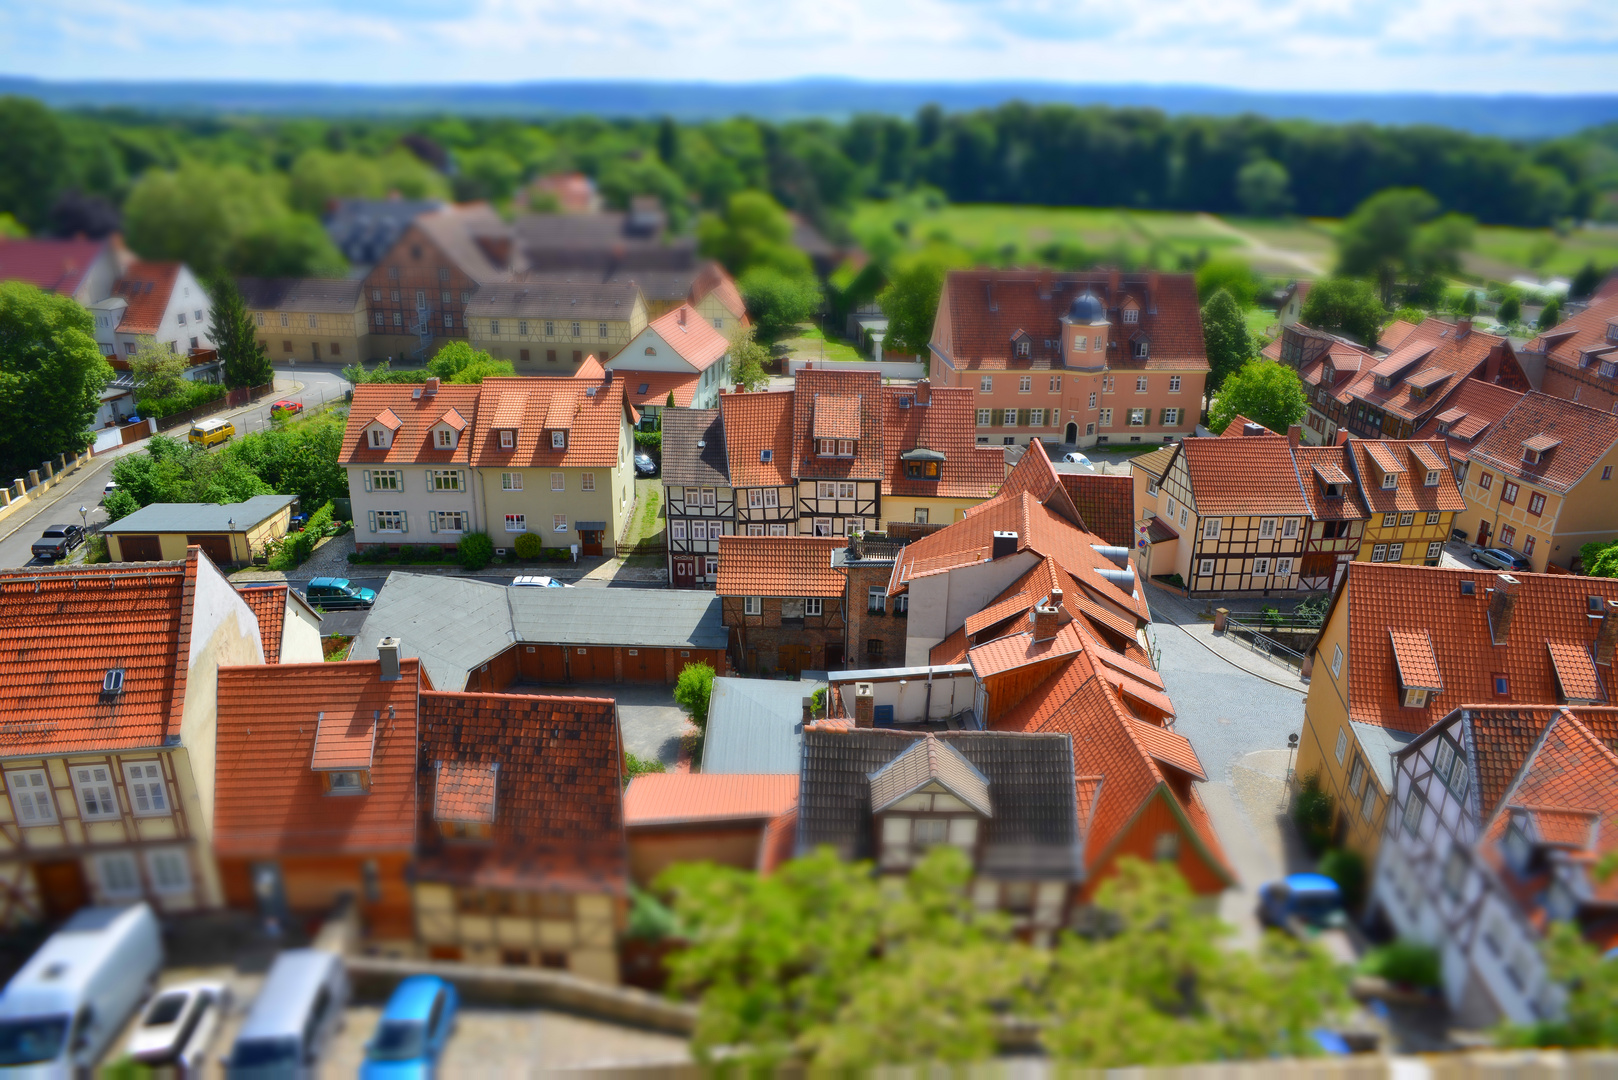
[[1145, 582, 1310, 692]]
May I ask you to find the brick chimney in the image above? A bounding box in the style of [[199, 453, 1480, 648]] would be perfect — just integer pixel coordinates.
[[1596, 599, 1618, 667], [1456, 318, 1472, 339], [854, 683, 875, 728], [1033, 588, 1063, 642], [915, 379, 931, 406], [1287, 425, 1302, 447], [1489, 574, 1520, 645], [422, 377, 440, 396]]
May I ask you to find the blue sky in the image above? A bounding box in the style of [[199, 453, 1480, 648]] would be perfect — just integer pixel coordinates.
[[3, 0, 1616, 93]]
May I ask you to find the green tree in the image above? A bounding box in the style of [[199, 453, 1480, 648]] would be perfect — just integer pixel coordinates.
[[109, 434, 271, 508], [128, 336, 188, 406], [230, 213, 347, 278], [209, 276, 274, 390], [1195, 256, 1262, 307], [1336, 188, 1473, 306], [673, 662, 715, 733], [426, 341, 497, 381], [739, 267, 821, 339], [1498, 293, 1522, 324], [1200, 288, 1254, 393], [0, 97, 67, 232], [1570, 261, 1606, 300], [729, 325, 771, 390], [0, 213, 25, 239], [1538, 298, 1562, 330], [1579, 539, 1618, 577], [1458, 289, 1479, 316], [697, 190, 812, 279], [1235, 158, 1292, 218], [223, 409, 350, 509], [0, 281, 112, 479], [453, 147, 523, 203], [596, 156, 689, 230], [1498, 921, 1618, 1048], [1208, 360, 1308, 435], [878, 245, 969, 357], [1300, 277, 1386, 347]]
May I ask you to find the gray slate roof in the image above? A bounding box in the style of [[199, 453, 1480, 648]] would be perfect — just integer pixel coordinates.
[[869, 736, 992, 816], [236, 277, 363, 313], [102, 495, 296, 535], [323, 198, 444, 267], [797, 728, 1083, 880], [351, 572, 728, 691], [523, 268, 699, 302], [702, 677, 821, 774], [661, 409, 728, 487], [464, 280, 642, 320]]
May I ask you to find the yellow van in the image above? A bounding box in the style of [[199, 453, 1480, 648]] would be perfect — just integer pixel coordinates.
[[189, 417, 236, 448]]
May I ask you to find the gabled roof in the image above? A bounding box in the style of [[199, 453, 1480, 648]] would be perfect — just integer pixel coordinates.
[[1467, 391, 1618, 495], [1291, 445, 1370, 521], [1327, 563, 1618, 733], [1525, 291, 1618, 374], [111, 261, 182, 335], [235, 277, 363, 313], [212, 659, 420, 856], [237, 586, 289, 664], [0, 237, 111, 296], [1172, 433, 1309, 515], [720, 390, 795, 488], [340, 384, 482, 466], [409, 203, 517, 284], [624, 773, 798, 827], [1057, 472, 1135, 548], [661, 408, 728, 487], [687, 261, 748, 323], [468, 376, 629, 469], [415, 690, 626, 893], [617, 370, 701, 410], [636, 305, 729, 372], [463, 280, 641, 320], [881, 384, 1003, 500], [791, 369, 884, 481], [715, 535, 845, 597], [1335, 318, 1525, 423], [869, 734, 993, 816], [1345, 439, 1467, 515]]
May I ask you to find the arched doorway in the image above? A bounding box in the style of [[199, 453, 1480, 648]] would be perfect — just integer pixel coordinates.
[[1064, 422, 1078, 444]]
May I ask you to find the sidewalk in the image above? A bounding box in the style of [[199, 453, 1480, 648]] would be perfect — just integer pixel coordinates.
[[1145, 581, 1310, 693]]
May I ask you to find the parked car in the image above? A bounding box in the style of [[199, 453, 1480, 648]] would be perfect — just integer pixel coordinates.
[[225, 950, 347, 1079], [511, 575, 573, 588], [0, 904, 162, 1077], [303, 577, 376, 610], [188, 417, 236, 448], [634, 451, 657, 477], [128, 979, 229, 1073], [270, 400, 303, 418], [360, 975, 458, 1079], [102, 479, 118, 497], [31, 524, 85, 561], [1474, 547, 1532, 572], [1060, 451, 1092, 466], [1259, 873, 1346, 931]]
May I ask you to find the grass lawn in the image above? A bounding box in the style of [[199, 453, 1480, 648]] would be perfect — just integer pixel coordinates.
[[1244, 305, 1277, 343], [1220, 217, 1340, 261], [1465, 224, 1618, 284], [622, 479, 664, 548], [776, 322, 864, 363]]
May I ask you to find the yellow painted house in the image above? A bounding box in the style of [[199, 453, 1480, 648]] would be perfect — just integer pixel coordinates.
[[878, 381, 1005, 529], [238, 278, 368, 365], [1344, 438, 1464, 568], [464, 281, 648, 373]]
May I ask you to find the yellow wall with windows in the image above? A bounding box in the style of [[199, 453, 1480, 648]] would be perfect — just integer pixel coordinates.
[[1455, 442, 1618, 571], [1357, 511, 1453, 566], [253, 307, 367, 364], [880, 495, 978, 530], [466, 300, 648, 369]]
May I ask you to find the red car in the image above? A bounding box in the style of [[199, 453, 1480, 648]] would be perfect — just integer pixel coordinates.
[[270, 399, 303, 417]]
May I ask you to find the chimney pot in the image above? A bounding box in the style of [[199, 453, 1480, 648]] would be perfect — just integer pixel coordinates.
[[1489, 575, 1520, 645], [1033, 600, 1060, 642], [854, 683, 876, 728], [1244, 422, 1266, 437], [378, 636, 401, 681]]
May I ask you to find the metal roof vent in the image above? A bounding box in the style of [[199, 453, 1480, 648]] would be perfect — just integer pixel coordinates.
[[101, 668, 125, 699]]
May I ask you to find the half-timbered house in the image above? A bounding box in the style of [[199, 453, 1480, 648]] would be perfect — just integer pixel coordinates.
[[721, 390, 797, 538], [790, 369, 882, 536], [1290, 444, 1369, 593], [662, 408, 732, 588], [717, 535, 849, 674], [1344, 438, 1464, 568]]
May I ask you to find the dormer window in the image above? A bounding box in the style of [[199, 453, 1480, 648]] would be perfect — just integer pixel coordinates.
[[1424, 470, 1440, 487], [551, 431, 566, 449], [870, 736, 991, 871], [1133, 338, 1149, 358], [369, 428, 390, 448], [1324, 482, 1344, 498], [434, 761, 498, 842], [325, 770, 369, 795], [313, 708, 375, 795], [1122, 306, 1139, 325], [499, 430, 514, 449], [904, 461, 941, 480], [817, 439, 854, 457], [435, 428, 454, 449], [1016, 340, 1030, 357]]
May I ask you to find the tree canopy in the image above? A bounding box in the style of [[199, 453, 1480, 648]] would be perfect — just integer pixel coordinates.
[[1300, 277, 1386, 347], [209, 276, 275, 390], [878, 244, 969, 357], [0, 280, 113, 480], [1208, 360, 1309, 435], [739, 267, 822, 339], [1201, 288, 1255, 393], [1335, 188, 1474, 306]]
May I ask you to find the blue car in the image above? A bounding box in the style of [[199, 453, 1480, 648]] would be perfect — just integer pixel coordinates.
[[360, 975, 458, 1078], [1258, 873, 1345, 930]]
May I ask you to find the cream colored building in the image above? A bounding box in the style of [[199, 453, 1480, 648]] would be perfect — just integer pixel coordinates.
[[464, 281, 648, 373], [103, 495, 297, 566], [238, 278, 368, 365]]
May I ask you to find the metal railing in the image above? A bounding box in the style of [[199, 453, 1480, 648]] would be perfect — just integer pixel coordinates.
[[1223, 616, 1309, 673]]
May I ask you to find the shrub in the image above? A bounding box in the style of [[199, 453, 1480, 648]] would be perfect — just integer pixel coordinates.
[[1358, 941, 1441, 989], [1292, 773, 1334, 856], [394, 544, 414, 565], [634, 430, 661, 453], [544, 546, 572, 562], [457, 531, 494, 571], [674, 662, 716, 733], [513, 531, 544, 559], [625, 751, 667, 779], [1318, 848, 1366, 912], [417, 544, 443, 562]]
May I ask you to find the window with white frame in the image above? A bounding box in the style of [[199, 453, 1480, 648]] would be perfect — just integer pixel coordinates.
[[1252, 557, 1271, 575], [430, 470, 462, 491], [1372, 544, 1388, 562], [1381, 474, 1398, 490], [1099, 408, 1112, 426], [763, 489, 778, 508], [980, 376, 993, 392], [581, 473, 595, 492], [1282, 518, 1300, 539], [1169, 375, 1181, 392], [744, 596, 762, 616], [1136, 376, 1148, 392], [1088, 392, 1097, 409], [1203, 518, 1221, 539], [814, 518, 832, 536], [747, 489, 763, 509], [701, 487, 715, 507], [976, 409, 991, 426], [805, 598, 824, 616], [123, 762, 168, 816], [1382, 512, 1398, 527], [769, 523, 788, 536], [690, 521, 706, 541], [1426, 511, 1441, 525], [671, 520, 686, 540], [1428, 541, 1443, 559], [435, 429, 453, 449], [504, 514, 526, 533], [1162, 408, 1180, 425], [550, 472, 565, 492], [747, 524, 764, 536], [1002, 411, 1016, 428], [1197, 559, 1214, 575], [837, 481, 856, 499], [501, 472, 522, 490], [868, 586, 887, 613], [1123, 307, 1139, 324], [1049, 376, 1061, 391], [1275, 557, 1293, 575], [1259, 518, 1277, 539], [1332, 643, 1344, 677], [705, 556, 718, 576], [1127, 409, 1146, 426], [1399, 512, 1414, 526], [551, 431, 566, 449], [145, 848, 191, 894], [1389, 542, 1404, 561], [817, 481, 836, 499], [1403, 789, 1424, 837], [1019, 376, 1032, 392], [6, 769, 54, 824], [499, 429, 515, 449], [553, 515, 568, 532], [96, 852, 141, 899], [1029, 408, 1045, 426], [375, 510, 406, 532], [1361, 782, 1376, 821], [433, 511, 467, 533], [369, 470, 401, 491]]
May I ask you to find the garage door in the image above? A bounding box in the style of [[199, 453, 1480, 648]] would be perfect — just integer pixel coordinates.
[[118, 534, 163, 562], [621, 647, 664, 683], [570, 646, 614, 682], [187, 534, 234, 566], [518, 645, 568, 683]]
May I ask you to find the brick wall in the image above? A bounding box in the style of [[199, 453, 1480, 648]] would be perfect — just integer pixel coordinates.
[[843, 563, 908, 668], [721, 595, 845, 674]]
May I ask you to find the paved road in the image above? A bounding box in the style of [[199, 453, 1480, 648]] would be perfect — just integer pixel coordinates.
[[0, 366, 350, 569]]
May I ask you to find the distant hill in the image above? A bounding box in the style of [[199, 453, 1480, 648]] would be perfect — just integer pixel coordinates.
[[3, 77, 1616, 139]]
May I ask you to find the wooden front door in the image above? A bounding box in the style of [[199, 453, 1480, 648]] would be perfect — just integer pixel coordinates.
[[34, 860, 88, 921], [571, 646, 614, 682], [671, 557, 696, 588], [1476, 520, 1491, 548], [624, 648, 661, 682], [187, 534, 235, 566], [779, 644, 812, 677], [580, 530, 603, 557]]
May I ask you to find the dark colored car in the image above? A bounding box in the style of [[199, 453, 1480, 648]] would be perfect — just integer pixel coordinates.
[[634, 452, 658, 477], [303, 577, 377, 610], [31, 524, 85, 560], [1475, 547, 1532, 572]]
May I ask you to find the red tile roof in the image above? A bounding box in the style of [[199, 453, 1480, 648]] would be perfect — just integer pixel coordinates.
[[340, 384, 482, 466], [0, 555, 203, 756], [1466, 391, 1618, 495], [433, 762, 499, 823], [623, 773, 798, 826], [237, 585, 288, 664], [616, 369, 701, 410], [1525, 292, 1618, 384], [1547, 642, 1606, 702], [1336, 318, 1526, 424], [792, 369, 884, 480], [1126, 716, 1206, 781], [415, 690, 626, 893], [715, 535, 845, 597], [688, 261, 748, 324], [882, 384, 1003, 500], [1057, 472, 1135, 548], [213, 660, 420, 856], [1291, 446, 1370, 521], [1173, 434, 1309, 515], [1389, 629, 1444, 691], [811, 395, 862, 440], [469, 376, 629, 469], [1327, 563, 1618, 733], [1346, 439, 1467, 515], [111, 261, 181, 336], [311, 707, 377, 771], [0, 237, 110, 296], [720, 390, 795, 487], [644, 304, 729, 371], [934, 270, 1208, 373], [968, 623, 1084, 679]]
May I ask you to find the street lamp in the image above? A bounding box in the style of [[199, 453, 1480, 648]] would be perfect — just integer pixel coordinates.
[[79, 506, 87, 531]]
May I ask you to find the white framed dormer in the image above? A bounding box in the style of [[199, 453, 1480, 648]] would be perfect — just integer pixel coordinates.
[[550, 430, 567, 450], [366, 408, 402, 449], [431, 409, 467, 451]]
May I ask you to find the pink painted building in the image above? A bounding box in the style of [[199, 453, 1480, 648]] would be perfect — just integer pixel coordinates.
[[929, 270, 1209, 449]]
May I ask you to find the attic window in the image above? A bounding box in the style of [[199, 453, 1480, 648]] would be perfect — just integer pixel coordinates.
[[435, 761, 499, 841], [1123, 307, 1139, 325], [897, 395, 913, 409], [644, 346, 656, 355], [638, 383, 649, 395], [324, 770, 368, 795], [551, 431, 566, 449], [368, 429, 388, 448], [1590, 595, 1607, 613], [1324, 482, 1344, 498], [499, 430, 514, 449], [102, 668, 125, 696], [1132, 339, 1149, 358], [1460, 580, 1476, 596], [1016, 341, 1030, 357], [1381, 473, 1398, 490], [760, 449, 773, 463], [1425, 470, 1440, 486], [436, 428, 454, 449]]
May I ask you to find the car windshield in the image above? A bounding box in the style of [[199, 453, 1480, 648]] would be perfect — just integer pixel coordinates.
[[367, 1020, 426, 1062], [228, 1037, 298, 1070], [0, 1016, 69, 1065], [144, 992, 190, 1026]]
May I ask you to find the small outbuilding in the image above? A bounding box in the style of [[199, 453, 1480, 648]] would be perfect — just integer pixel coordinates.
[[103, 494, 297, 566]]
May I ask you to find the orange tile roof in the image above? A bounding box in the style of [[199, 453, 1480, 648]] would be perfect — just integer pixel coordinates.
[[1172, 433, 1308, 515], [616, 369, 701, 409], [212, 659, 420, 856], [340, 384, 482, 466], [791, 368, 884, 480], [968, 623, 1084, 679], [1328, 563, 1618, 733], [1389, 629, 1444, 691], [1526, 292, 1618, 385], [1547, 643, 1606, 702], [0, 556, 200, 756], [1335, 318, 1527, 424], [623, 773, 798, 826], [111, 261, 181, 335], [0, 237, 111, 296], [1125, 716, 1206, 781], [433, 761, 499, 823], [715, 535, 845, 597], [1292, 446, 1370, 522], [311, 707, 377, 771], [882, 384, 1004, 500], [416, 690, 626, 893], [688, 261, 748, 323], [1057, 473, 1135, 548], [469, 376, 629, 469], [811, 395, 862, 440], [1346, 439, 1467, 515], [644, 304, 729, 371], [1467, 391, 1618, 495], [721, 390, 795, 487], [237, 585, 288, 664]]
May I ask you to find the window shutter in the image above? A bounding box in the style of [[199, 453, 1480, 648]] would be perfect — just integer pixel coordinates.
[[428, 513, 438, 533], [426, 469, 433, 490], [363, 471, 372, 493], [1142, 409, 1152, 426], [368, 511, 376, 533], [400, 511, 408, 533], [1017, 409, 1030, 427], [990, 408, 1003, 426]]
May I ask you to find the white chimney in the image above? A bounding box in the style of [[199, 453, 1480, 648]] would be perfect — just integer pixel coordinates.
[[378, 636, 401, 682]]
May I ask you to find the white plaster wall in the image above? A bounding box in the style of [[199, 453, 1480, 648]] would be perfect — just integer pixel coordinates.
[[280, 596, 326, 663], [903, 552, 1038, 666]]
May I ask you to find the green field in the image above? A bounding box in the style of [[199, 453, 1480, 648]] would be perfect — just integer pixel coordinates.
[[1465, 224, 1618, 283]]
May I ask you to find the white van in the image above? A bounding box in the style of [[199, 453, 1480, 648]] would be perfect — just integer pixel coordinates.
[[0, 903, 162, 1077], [225, 950, 347, 1079]]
